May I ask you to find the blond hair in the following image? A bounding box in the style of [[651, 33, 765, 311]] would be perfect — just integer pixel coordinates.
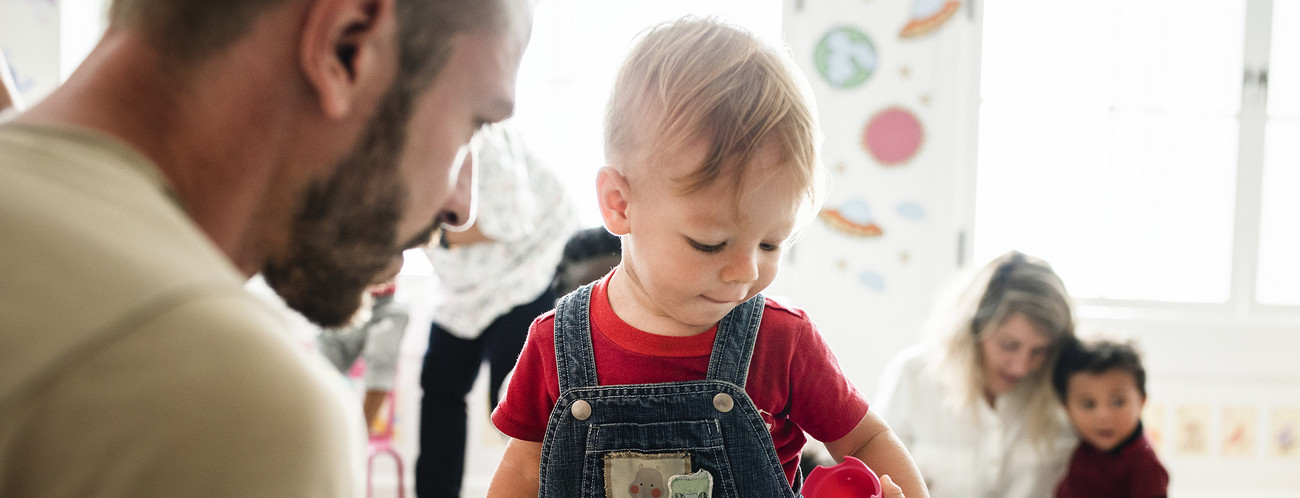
[[605, 17, 822, 208], [923, 251, 1077, 448]]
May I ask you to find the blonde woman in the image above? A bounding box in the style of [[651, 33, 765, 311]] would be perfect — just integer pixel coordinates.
[[875, 251, 1078, 498]]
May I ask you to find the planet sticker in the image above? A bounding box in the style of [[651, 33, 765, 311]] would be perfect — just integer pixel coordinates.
[[895, 201, 925, 221], [863, 106, 924, 166], [819, 198, 883, 237], [814, 26, 878, 89], [900, 0, 961, 38], [858, 270, 886, 292]]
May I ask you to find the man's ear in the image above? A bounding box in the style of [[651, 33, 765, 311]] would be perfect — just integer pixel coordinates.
[[596, 166, 632, 236], [299, 0, 397, 119]]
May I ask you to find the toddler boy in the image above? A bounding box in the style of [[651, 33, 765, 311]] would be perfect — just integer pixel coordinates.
[[485, 17, 923, 498], [1052, 339, 1169, 497]]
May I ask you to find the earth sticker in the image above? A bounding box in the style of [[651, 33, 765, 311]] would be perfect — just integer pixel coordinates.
[[814, 26, 878, 89]]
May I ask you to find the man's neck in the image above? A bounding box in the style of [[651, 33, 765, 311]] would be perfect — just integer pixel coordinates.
[[17, 31, 303, 276]]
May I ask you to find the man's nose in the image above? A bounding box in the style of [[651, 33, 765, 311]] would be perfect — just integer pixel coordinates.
[[441, 146, 478, 231]]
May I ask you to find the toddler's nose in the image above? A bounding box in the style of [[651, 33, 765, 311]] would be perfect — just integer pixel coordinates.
[[720, 249, 759, 284]]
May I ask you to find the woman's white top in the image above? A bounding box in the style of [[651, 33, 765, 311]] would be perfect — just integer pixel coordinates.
[[423, 124, 578, 339], [875, 344, 1076, 498]]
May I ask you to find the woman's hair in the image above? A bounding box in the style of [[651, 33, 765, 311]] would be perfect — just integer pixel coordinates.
[[604, 17, 823, 213], [922, 250, 1077, 447]]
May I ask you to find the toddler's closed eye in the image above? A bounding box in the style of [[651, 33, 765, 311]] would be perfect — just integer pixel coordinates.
[[688, 239, 725, 253]]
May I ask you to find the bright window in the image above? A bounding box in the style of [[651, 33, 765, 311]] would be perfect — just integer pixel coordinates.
[[1256, 0, 1300, 305], [975, 0, 1296, 314]]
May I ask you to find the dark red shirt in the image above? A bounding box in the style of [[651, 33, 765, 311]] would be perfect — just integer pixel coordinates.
[[492, 272, 870, 486], [1056, 424, 1169, 498]]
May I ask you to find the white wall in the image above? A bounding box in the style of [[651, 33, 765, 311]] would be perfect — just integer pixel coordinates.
[[0, 0, 107, 106], [774, 0, 977, 402], [779, 1, 1300, 497], [1, 0, 62, 105]]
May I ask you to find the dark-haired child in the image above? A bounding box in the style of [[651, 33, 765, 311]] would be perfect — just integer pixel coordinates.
[[1052, 339, 1169, 498]]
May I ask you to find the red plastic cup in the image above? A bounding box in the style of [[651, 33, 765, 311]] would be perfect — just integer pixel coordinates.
[[802, 455, 883, 498]]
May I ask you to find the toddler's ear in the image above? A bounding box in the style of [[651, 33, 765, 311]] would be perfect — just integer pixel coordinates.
[[596, 166, 631, 236]]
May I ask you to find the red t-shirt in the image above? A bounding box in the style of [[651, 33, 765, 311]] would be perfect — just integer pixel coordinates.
[[1055, 428, 1169, 498], [492, 273, 870, 486]]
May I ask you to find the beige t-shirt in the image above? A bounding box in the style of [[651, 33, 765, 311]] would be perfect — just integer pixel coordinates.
[[0, 124, 363, 496]]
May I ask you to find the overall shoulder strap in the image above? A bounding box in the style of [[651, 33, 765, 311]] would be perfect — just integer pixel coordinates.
[[553, 283, 598, 392], [705, 294, 765, 387]]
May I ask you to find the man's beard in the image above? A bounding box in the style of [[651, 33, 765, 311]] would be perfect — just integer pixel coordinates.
[[262, 82, 426, 328]]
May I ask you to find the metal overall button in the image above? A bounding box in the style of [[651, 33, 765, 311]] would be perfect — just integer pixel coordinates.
[[571, 399, 592, 420], [713, 393, 734, 413]]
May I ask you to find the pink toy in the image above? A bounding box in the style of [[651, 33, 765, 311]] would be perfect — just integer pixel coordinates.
[[367, 394, 405, 498], [802, 456, 883, 498], [350, 360, 405, 498]]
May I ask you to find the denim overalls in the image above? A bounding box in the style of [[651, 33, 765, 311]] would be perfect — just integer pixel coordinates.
[[538, 284, 799, 497]]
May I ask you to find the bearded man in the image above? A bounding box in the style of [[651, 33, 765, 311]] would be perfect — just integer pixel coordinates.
[[0, 0, 532, 495]]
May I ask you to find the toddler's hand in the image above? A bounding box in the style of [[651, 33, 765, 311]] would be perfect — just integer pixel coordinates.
[[880, 474, 904, 498]]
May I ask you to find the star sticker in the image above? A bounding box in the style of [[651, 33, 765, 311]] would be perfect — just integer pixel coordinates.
[[899, 251, 911, 264], [900, 65, 911, 78], [835, 161, 847, 174], [920, 93, 931, 105], [837, 259, 848, 271]]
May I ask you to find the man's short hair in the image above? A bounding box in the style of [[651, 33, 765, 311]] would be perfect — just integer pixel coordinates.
[[108, 1, 283, 63], [604, 17, 821, 203], [1052, 338, 1148, 402], [109, 0, 512, 85]]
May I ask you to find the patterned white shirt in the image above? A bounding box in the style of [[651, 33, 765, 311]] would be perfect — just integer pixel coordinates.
[[423, 123, 579, 338]]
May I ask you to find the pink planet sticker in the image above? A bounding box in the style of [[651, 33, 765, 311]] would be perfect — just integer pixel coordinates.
[[862, 106, 924, 166]]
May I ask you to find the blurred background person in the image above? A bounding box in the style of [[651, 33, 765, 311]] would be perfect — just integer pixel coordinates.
[[549, 225, 622, 299], [416, 122, 579, 497], [317, 258, 410, 432], [875, 251, 1079, 498]]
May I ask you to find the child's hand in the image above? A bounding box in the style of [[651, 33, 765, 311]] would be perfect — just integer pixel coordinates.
[[880, 474, 904, 498]]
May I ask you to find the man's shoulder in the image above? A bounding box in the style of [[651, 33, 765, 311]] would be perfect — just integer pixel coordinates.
[[8, 281, 340, 430], [0, 126, 262, 407], [1, 278, 297, 398], [0, 123, 241, 333], [0, 294, 356, 495]]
